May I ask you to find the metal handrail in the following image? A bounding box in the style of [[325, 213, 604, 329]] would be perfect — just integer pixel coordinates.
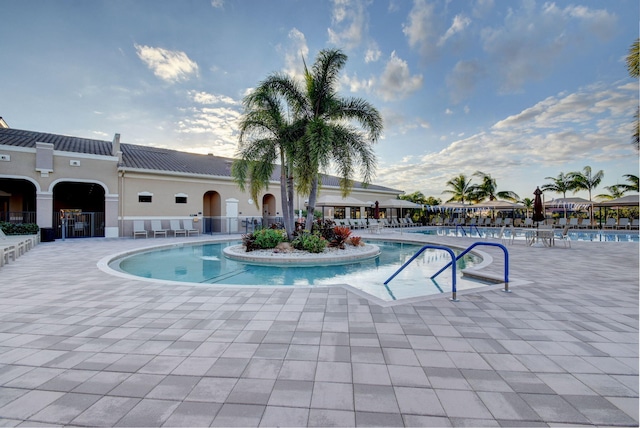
[[432, 242, 510, 293], [384, 242, 511, 302], [384, 245, 459, 301], [455, 224, 482, 237]]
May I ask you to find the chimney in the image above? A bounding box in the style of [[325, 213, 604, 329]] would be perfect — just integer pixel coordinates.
[[112, 133, 121, 156]]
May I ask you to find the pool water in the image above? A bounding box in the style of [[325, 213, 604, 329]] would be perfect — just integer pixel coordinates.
[[413, 227, 640, 242], [111, 241, 483, 301]]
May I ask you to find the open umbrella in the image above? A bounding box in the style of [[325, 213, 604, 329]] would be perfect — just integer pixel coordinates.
[[532, 187, 545, 223]]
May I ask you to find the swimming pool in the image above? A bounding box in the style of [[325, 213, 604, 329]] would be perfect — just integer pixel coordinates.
[[108, 240, 484, 302], [412, 227, 640, 242]]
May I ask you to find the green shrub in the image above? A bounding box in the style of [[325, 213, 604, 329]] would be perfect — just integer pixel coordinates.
[[292, 231, 327, 253], [0, 222, 39, 235], [252, 228, 286, 249]]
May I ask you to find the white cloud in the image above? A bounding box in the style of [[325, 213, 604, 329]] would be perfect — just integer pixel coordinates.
[[480, 2, 618, 93], [134, 44, 199, 83], [446, 59, 485, 103], [327, 0, 368, 49], [377, 51, 423, 101], [189, 90, 238, 106], [281, 28, 309, 80], [402, 0, 439, 60], [364, 43, 381, 63], [176, 106, 242, 157], [341, 72, 375, 93], [374, 81, 636, 196], [438, 14, 471, 47], [210, 0, 224, 8]]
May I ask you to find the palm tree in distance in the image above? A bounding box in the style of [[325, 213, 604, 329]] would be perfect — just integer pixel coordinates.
[[262, 49, 382, 230], [626, 38, 639, 151], [569, 166, 604, 224], [596, 185, 626, 201], [470, 171, 520, 202], [541, 172, 576, 218], [520, 197, 534, 219], [618, 174, 639, 193], [442, 174, 473, 204]]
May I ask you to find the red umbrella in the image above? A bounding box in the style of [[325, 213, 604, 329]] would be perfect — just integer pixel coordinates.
[[532, 187, 545, 223]]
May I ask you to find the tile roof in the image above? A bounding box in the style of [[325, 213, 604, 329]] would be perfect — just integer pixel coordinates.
[[0, 127, 400, 192]]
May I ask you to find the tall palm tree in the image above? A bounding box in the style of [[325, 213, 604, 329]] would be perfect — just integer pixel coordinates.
[[596, 185, 626, 200], [627, 38, 639, 151], [541, 172, 575, 218], [232, 82, 303, 240], [520, 197, 534, 219], [569, 166, 604, 223], [471, 171, 520, 202], [263, 49, 382, 230], [569, 166, 604, 202], [442, 174, 473, 204], [618, 174, 639, 193]]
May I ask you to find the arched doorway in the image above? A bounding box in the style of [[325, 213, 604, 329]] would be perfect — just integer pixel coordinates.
[[53, 182, 105, 238], [203, 191, 221, 233], [0, 178, 37, 223], [262, 194, 277, 228]]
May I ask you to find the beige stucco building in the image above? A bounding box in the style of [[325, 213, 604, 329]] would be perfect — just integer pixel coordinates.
[[0, 127, 402, 239]]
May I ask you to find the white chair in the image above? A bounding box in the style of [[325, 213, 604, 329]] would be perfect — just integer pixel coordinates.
[[133, 221, 148, 238], [183, 219, 199, 236], [170, 219, 187, 237], [603, 218, 617, 229], [151, 220, 167, 237], [568, 218, 579, 228], [556, 225, 571, 248]]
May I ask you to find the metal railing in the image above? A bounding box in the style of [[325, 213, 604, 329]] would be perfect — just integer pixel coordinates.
[[384, 245, 459, 301], [385, 242, 510, 302], [455, 224, 482, 237], [0, 211, 36, 224]]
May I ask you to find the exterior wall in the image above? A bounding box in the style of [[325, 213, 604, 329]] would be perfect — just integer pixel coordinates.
[[0, 145, 119, 232]]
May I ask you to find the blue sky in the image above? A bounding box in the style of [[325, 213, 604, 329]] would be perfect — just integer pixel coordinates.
[[1, 0, 638, 202]]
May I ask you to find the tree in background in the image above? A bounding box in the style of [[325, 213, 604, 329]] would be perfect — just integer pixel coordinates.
[[442, 174, 473, 204], [541, 172, 576, 218], [569, 166, 604, 223], [626, 38, 639, 151], [618, 174, 639, 193], [470, 171, 520, 202]]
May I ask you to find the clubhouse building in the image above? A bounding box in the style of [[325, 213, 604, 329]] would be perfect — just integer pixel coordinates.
[[0, 125, 401, 239]]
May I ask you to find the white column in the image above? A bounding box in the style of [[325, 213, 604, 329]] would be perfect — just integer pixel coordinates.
[[36, 191, 53, 228]]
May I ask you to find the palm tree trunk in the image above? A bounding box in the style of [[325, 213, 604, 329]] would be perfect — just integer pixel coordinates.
[[305, 176, 319, 231]]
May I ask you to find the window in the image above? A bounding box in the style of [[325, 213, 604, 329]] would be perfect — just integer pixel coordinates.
[[175, 193, 188, 204], [138, 191, 153, 203]]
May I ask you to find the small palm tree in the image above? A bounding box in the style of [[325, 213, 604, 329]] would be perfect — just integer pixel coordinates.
[[569, 166, 604, 224], [520, 197, 534, 218], [442, 174, 473, 204], [596, 185, 626, 200], [471, 171, 520, 202]]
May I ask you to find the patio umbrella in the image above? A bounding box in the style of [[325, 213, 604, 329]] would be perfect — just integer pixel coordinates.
[[532, 187, 545, 223], [374, 201, 379, 219]]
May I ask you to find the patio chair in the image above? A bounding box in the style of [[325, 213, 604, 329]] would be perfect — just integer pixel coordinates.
[[555, 217, 567, 228], [503, 218, 513, 227], [578, 218, 591, 229], [568, 218, 579, 228], [603, 218, 617, 229], [556, 225, 571, 248], [630, 219, 639, 230], [617, 218, 630, 230], [170, 219, 187, 237], [133, 220, 148, 238], [183, 219, 200, 236], [522, 218, 533, 228], [494, 218, 503, 227], [151, 220, 167, 237]]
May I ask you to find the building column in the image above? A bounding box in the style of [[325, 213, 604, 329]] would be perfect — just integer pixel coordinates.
[[36, 191, 53, 228], [105, 194, 119, 238]]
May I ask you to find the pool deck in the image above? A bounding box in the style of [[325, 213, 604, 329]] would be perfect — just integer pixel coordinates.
[[0, 230, 637, 427]]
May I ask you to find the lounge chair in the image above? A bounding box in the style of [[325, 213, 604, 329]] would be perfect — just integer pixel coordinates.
[[503, 218, 513, 227], [555, 218, 568, 228], [183, 219, 199, 236], [170, 219, 187, 237], [603, 218, 617, 229], [568, 218, 579, 228], [133, 220, 148, 238], [578, 218, 591, 229], [617, 218, 630, 230], [631, 219, 639, 230], [494, 218, 503, 227], [151, 220, 167, 237], [522, 218, 533, 228]]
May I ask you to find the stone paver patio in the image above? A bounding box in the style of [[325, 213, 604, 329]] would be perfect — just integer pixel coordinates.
[[0, 230, 637, 427]]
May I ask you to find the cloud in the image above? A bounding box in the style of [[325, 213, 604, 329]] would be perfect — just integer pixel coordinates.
[[210, 0, 224, 8], [189, 90, 238, 106], [480, 2, 618, 93], [327, 0, 368, 49], [176, 106, 242, 157], [446, 59, 485, 104], [281, 28, 309, 80], [402, 0, 439, 60], [377, 51, 423, 101], [341, 72, 374, 93], [374, 81, 636, 196], [134, 44, 199, 83], [364, 43, 381, 63], [438, 14, 471, 47]]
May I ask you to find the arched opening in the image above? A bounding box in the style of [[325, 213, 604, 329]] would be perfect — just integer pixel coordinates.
[[203, 191, 221, 233], [53, 182, 105, 238], [262, 193, 277, 228], [0, 178, 37, 223]]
